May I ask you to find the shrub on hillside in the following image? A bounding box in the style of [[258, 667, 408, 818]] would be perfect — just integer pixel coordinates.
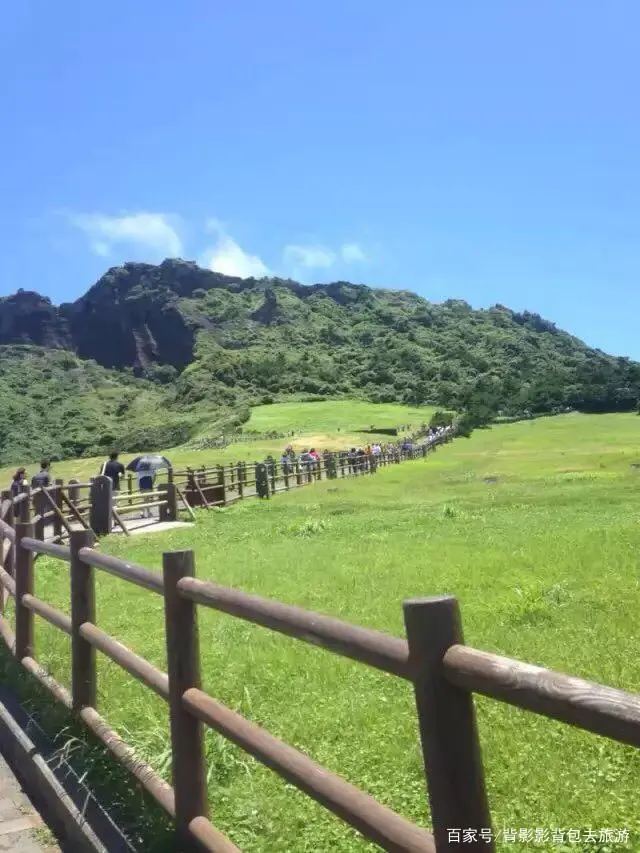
[[429, 410, 455, 428], [118, 421, 195, 453]]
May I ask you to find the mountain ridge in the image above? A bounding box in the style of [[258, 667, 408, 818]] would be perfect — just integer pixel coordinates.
[[0, 257, 638, 466], [1, 258, 624, 367]]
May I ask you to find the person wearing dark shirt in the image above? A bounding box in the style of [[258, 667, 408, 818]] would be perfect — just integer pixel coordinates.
[[102, 452, 125, 492], [10, 468, 27, 517], [31, 461, 51, 489]]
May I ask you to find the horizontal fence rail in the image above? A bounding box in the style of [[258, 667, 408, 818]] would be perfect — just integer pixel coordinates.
[[181, 687, 436, 853], [177, 576, 412, 679], [443, 645, 640, 748]]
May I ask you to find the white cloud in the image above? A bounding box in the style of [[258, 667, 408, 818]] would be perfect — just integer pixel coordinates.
[[203, 237, 270, 278], [92, 241, 110, 257], [64, 209, 368, 277], [68, 212, 183, 259], [200, 219, 270, 278], [341, 242, 366, 263], [283, 241, 367, 272], [283, 244, 336, 269]]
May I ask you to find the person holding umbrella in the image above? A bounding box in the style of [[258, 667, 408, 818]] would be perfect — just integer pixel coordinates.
[[126, 455, 172, 519], [136, 461, 154, 518]]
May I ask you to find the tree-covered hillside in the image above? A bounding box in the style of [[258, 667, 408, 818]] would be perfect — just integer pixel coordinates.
[[0, 260, 638, 464], [0, 346, 247, 465], [173, 276, 640, 416]]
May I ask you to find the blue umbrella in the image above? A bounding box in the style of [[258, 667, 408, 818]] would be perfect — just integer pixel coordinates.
[[126, 454, 172, 473]]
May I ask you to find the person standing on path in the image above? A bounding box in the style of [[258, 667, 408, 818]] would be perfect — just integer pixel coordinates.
[[136, 461, 155, 518], [101, 452, 125, 493], [31, 461, 51, 489], [10, 469, 27, 517]]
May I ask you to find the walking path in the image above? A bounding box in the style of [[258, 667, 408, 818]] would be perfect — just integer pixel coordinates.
[[40, 516, 191, 541], [0, 753, 58, 852]]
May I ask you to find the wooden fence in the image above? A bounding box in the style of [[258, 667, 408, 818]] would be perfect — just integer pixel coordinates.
[[1, 480, 96, 543], [0, 478, 172, 542], [170, 430, 454, 512], [0, 429, 453, 547], [0, 498, 638, 849]]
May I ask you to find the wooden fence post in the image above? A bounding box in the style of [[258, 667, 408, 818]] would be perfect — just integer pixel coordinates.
[[34, 488, 46, 541], [237, 463, 244, 500], [159, 483, 177, 522], [20, 485, 31, 523], [163, 550, 208, 842], [218, 466, 227, 506], [255, 464, 270, 499], [70, 529, 97, 711], [127, 474, 133, 507], [68, 479, 80, 504], [270, 461, 277, 494], [90, 475, 112, 537], [15, 522, 35, 660], [296, 461, 302, 487], [53, 479, 64, 539], [403, 596, 493, 852], [1, 490, 15, 582]]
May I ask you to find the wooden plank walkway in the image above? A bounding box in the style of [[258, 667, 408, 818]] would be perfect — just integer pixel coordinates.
[[40, 517, 191, 540]]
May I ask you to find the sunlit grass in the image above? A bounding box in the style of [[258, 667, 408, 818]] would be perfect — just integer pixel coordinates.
[[0, 400, 432, 484], [7, 412, 640, 851]]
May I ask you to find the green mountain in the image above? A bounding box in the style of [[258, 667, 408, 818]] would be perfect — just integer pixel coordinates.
[[0, 258, 638, 464], [0, 345, 247, 465]]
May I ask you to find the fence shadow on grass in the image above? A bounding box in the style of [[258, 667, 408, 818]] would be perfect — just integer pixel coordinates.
[[0, 642, 175, 853]]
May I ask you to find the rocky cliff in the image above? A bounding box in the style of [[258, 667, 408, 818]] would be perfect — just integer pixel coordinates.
[[5, 260, 247, 371], [0, 290, 72, 349], [0, 259, 378, 372]]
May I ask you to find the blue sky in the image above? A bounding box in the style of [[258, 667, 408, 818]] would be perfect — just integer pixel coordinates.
[[3, 1, 640, 357]]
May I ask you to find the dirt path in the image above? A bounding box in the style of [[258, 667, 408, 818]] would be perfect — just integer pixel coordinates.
[[0, 752, 59, 852]]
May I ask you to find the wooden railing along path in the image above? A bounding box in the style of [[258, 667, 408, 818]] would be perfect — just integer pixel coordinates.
[[0, 496, 638, 849], [0, 428, 453, 544], [0, 478, 172, 543], [169, 429, 454, 512]]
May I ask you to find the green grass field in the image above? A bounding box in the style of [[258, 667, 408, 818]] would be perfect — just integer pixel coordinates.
[[0, 400, 432, 485], [6, 411, 640, 851]]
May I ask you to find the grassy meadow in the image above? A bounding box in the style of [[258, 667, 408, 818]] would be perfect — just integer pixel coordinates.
[[4, 410, 640, 851], [0, 400, 431, 485]]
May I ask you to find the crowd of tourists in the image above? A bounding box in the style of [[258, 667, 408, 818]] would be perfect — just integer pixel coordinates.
[[7, 425, 452, 521], [276, 424, 451, 476], [8, 453, 159, 521], [9, 461, 52, 516]]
